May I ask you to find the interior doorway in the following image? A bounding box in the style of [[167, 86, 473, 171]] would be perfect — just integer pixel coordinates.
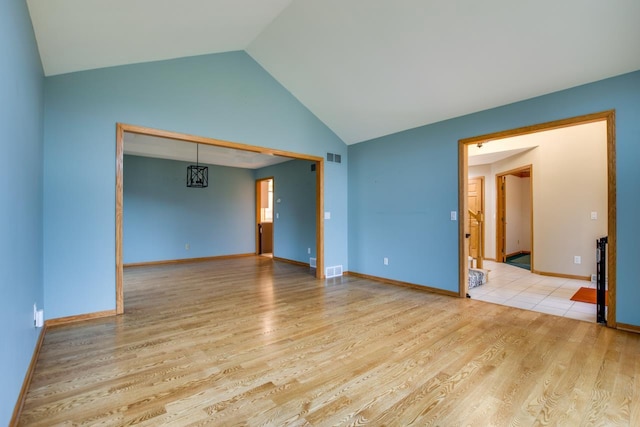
[[256, 177, 274, 256], [116, 123, 325, 315], [496, 165, 532, 268], [458, 110, 616, 327]]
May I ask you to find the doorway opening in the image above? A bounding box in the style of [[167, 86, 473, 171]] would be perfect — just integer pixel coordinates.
[[116, 123, 325, 314], [496, 165, 532, 269], [256, 177, 274, 256], [458, 110, 616, 327]]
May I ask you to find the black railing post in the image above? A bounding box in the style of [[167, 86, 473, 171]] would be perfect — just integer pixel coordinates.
[[596, 236, 608, 324]]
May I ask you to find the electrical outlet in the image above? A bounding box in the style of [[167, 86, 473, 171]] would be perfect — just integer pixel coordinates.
[[307, 248, 311, 254], [574, 256, 581, 264], [383, 257, 389, 265], [185, 243, 190, 250], [591, 274, 597, 282]]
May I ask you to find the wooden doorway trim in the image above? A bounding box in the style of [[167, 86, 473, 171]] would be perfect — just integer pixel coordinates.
[[496, 175, 506, 263], [458, 110, 616, 327], [116, 123, 325, 314], [495, 165, 533, 266]]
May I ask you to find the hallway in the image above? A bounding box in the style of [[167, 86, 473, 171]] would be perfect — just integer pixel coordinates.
[[469, 260, 597, 322]]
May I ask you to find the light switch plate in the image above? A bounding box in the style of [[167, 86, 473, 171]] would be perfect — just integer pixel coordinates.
[[450, 211, 457, 221]]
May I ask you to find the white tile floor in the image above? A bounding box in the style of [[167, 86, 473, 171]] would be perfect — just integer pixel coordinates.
[[468, 260, 598, 322]]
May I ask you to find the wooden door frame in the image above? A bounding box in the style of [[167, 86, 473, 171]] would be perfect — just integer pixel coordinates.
[[495, 165, 533, 266], [116, 123, 325, 314], [255, 177, 274, 254], [458, 110, 617, 328], [496, 174, 506, 262]]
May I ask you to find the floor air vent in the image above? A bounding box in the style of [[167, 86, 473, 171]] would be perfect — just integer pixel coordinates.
[[325, 265, 343, 278]]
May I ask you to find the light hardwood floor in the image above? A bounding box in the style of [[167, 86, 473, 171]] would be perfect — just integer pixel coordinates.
[[19, 257, 640, 426]]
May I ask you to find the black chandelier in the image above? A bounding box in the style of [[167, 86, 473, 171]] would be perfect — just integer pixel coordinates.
[[186, 144, 208, 188]]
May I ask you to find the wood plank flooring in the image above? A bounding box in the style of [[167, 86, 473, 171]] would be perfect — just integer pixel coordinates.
[[19, 257, 640, 426]]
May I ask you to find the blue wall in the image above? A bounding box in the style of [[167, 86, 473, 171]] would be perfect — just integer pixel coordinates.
[[0, 0, 44, 423], [124, 155, 255, 263], [349, 125, 457, 289], [43, 51, 348, 319], [124, 155, 318, 267], [256, 160, 317, 264], [349, 70, 640, 326]]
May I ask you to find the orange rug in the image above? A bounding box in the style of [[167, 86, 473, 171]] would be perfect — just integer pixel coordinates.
[[570, 287, 608, 305]]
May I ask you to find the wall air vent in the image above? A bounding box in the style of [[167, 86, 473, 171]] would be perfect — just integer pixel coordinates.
[[326, 153, 343, 164]]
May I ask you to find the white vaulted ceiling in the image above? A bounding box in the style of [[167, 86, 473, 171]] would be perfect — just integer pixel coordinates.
[[26, 0, 294, 76], [27, 0, 640, 145]]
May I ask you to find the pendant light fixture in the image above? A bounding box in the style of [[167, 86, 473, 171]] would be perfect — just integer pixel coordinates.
[[186, 144, 208, 188]]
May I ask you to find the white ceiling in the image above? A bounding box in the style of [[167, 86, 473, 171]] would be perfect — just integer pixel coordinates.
[[468, 146, 535, 167], [27, 0, 640, 145], [26, 0, 294, 76], [124, 133, 292, 169], [467, 119, 606, 167]]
